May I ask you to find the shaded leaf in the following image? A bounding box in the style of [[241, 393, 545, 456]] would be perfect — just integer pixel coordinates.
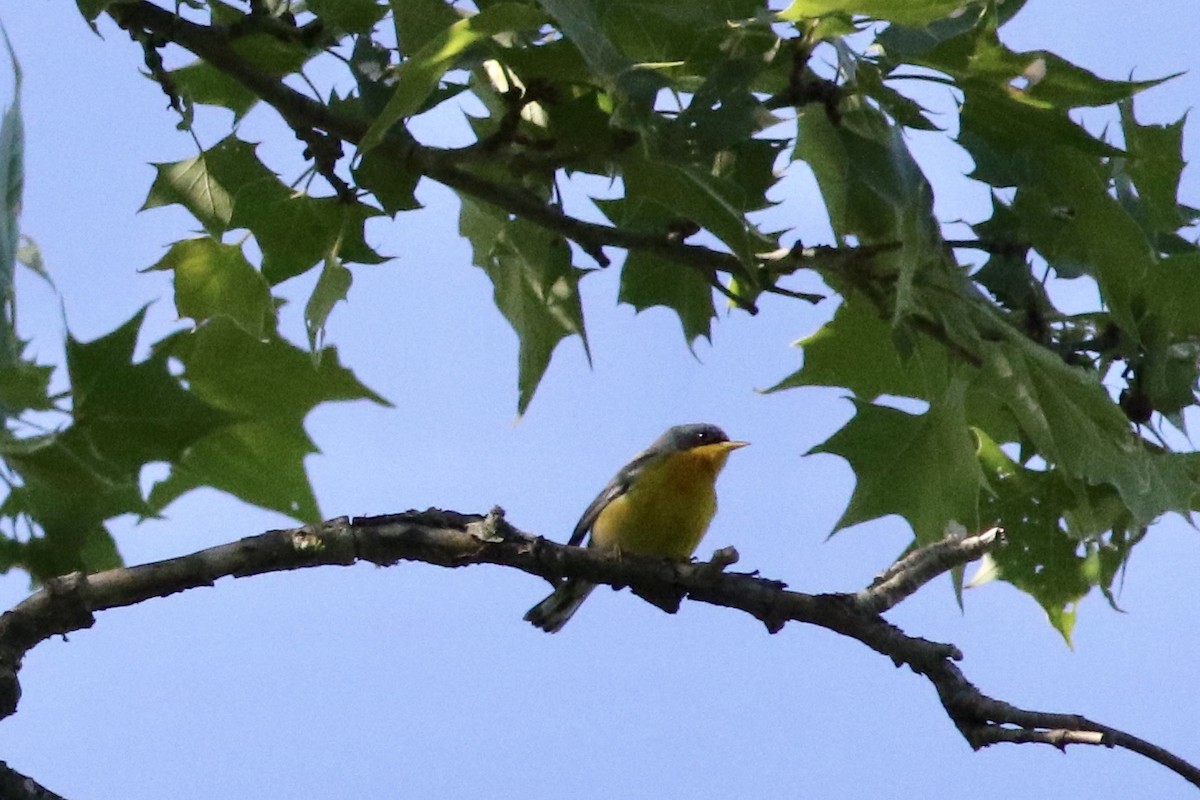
[[148, 237, 272, 336], [169, 61, 259, 121], [391, 0, 461, 56], [459, 197, 588, 413], [148, 420, 321, 521], [779, 0, 968, 27], [67, 308, 234, 470], [149, 317, 388, 518], [307, 0, 387, 35], [981, 335, 1195, 525], [0, 358, 55, 415], [142, 136, 268, 234], [0, 29, 23, 368], [812, 381, 983, 544], [618, 251, 714, 344], [360, 3, 548, 152], [306, 246, 353, 352]]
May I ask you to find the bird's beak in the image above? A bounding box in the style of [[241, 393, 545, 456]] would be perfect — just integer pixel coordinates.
[[697, 440, 748, 457]]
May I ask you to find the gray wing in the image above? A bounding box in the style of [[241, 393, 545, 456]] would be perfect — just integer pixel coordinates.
[[566, 447, 660, 547]]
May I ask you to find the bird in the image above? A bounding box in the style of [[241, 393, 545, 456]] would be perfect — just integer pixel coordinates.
[[524, 423, 748, 633]]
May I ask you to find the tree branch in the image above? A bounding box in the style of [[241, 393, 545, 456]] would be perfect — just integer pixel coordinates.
[[0, 510, 1195, 788], [104, 1, 772, 310], [0, 762, 67, 800]]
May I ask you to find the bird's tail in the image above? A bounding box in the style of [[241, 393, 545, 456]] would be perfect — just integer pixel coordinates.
[[523, 580, 596, 633]]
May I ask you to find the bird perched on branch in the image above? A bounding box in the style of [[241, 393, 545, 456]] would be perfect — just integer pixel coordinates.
[[524, 423, 748, 633]]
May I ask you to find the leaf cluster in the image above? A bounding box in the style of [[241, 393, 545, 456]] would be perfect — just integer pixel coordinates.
[[27, 0, 1200, 634]]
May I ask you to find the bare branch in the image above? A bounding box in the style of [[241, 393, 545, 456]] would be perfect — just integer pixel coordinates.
[[0, 510, 1195, 787], [0, 762, 68, 800], [855, 526, 1004, 614]]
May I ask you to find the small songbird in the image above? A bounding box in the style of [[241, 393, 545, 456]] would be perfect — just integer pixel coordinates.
[[524, 423, 748, 633]]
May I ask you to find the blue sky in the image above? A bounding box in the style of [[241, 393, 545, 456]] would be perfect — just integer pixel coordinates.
[[0, 2, 1198, 797]]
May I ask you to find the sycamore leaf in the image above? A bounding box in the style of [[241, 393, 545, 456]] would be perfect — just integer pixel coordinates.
[[795, 103, 938, 247], [975, 430, 1113, 644], [353, 146, 422, 215], [67, 308, 235, 471], [0, 359, 55, 415], [159, 316, 387, 420], [812, 381, 983, 545], [150, 317, 388, 519], [1117, 101, 1190, 236], [779, 0, 967, 27], [621, 157, 774, 269], [148, 420, 321, 521], [142, 136, 267, 234], [617, 251, 714, 345], [305, 246, 353, 353], [0, 521, 121, 581], [360, 3, 548, 152], [229, 191, 384, 284], [306, 0, 387, 35], [898, 15, 1170, 109], [75, 0, 132, 24], [0, 29, 23, 369], [769, 298, 951, 401], [981, 336, 1196, 526], [391, 0, 461, 56], [169, 61, 259, 121], [148, 238, 272, 337], [459, 198, 589, 414], [0, 427, 150, 532], [1007, 146, 1152, 334]]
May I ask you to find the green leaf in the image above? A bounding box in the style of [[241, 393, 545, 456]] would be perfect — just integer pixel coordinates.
[[148, 238, 273, 336], [391, 0, 461, 56], [75, 0, 133, 23], [459, 198, 589, 413], [1007, 146, 1153, 333], [169, 61, 259, 121], [142, 137, 267, 234], [0, 358, 55, 415], [1117, 101, 1189, 236], [159, 316, 387, 420], [767, 298, 952, 401], [534, 0, 663, 114], [620, 157, 775, 268], [975, 430, 1108, 644], [352, 146, 422, 215], [0, 28, 23, 369], [150, 317, 388, 518], [618, 251, 714, 344], [67, 308, 235, 470], [148, 420, 321, 522], [981, 335, 1195, 526], [306, 0, 387, 34], [229, 190, 385, 284], [893, 12, 1168, 108], [795, 103, 937, 246], [958, 87, 1120, 189], [812, 381, 983, 544], [0, 521, 122, 581], [779, 0, 968, 27], [360, 3, 549, 152], [1144, 253, 1200, 340], [305, 246, 353, 352], [0, 428, 150, 532]]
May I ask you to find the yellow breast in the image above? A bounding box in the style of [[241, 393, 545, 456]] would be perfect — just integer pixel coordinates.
[[590, 445, 734, 560]]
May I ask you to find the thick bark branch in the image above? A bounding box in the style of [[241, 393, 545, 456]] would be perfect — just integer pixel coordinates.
[[0, 510, 1195, 788]]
